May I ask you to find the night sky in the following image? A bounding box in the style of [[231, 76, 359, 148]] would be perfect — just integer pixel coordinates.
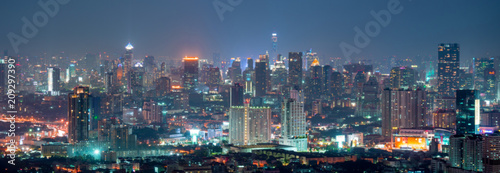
[[1, 0, 500, 62]]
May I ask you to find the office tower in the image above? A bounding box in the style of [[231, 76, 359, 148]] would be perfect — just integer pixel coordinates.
[[68, 86, 92, 143], [229, 100, 271, 145], [437, 43, 460, 97], [322, 65, 332, 98], [123, 43, 134, 92], [433, 109, 456, 129], [207, 67, 222, 91], [484, 67, 496, 100], [156, 77, 171, 97], [358, 76, 380, 118], [307, 59, 323, 102], [247, 57, 254, 69], [243, 58, 255, 96], [456, 90, 480, 135], [279, 89, 307, 151], [130, 66, 145, 100], [142, 100, 166, 124], [390, 66, 416, 89], [272, 33, 277, 55], [271, 60, 287, 88], [288, 52, 303, 89], [111, 125, 137, 150], [182, 57, 199, 93], [305, 49, 318, 70], [259, 54, 271, 92], [47, 67, 60, 95], [255, 59, 267, 97], [230, 83, 244, 107], [229, 57, 242, 84], [330, 71, 344, 99], [381, 88, 428, 139], [483, 133, 500, 172], [449, 134, 483, 172], [473, 57, 494, 94]]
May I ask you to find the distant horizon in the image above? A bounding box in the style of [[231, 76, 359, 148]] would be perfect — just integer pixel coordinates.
[[2, 0, 500, 63]]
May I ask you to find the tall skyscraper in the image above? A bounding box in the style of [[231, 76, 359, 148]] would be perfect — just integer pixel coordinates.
[[47, 67, 60, 95], [381, 88, 428, 139], [182, 57, 199, 93], [330, 71, 344, 99], [305, 49, 318, 71], [279, 89, 307, 151], [243, 58, 255, 96], [271, 60, 287, 88], [288, 52, 303, 89], [307, 59, 323, 102], [255, 59, 267, 97], [68, 86, 92, 143], [156, 77, 171, 97], [123, 43, 134, 93], [437, 43, 460, 97], [229, 99, 271, 145], [456, 90, 480, 135], [483, 133, 500, 172], [449, 134, 483, 172], [389, 66, 416, 89], [230, 83, 244, 107]]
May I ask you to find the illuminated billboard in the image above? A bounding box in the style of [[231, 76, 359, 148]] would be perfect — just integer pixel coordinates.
[[394, 137, 427, 150]]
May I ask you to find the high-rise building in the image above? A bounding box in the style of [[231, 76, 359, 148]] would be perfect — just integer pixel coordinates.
[[449, 134, 483, 172], [437, 43, 460, 97], [279, 89, 307, 151], [382, 88, 428, 139], [230, 83, 244, 107], [456, 90, 480, 135], [483, 133, 500, 172], [229, 58, 242, 84], [484, 67, 496, 100], [357, 76, 380, 118], [433, 109, 456, 129], [255, 59, 267, 97], [156, 77, 171, 97], [47, 67, 60, 95], [307, 59, 323, 102], [207, 67, 222, 91], [330, 71, 344, 99], [123, 43, 134, 93], [229, 100, 271, 145], [271, 60, 287, 88], [243, 58, 255, 96], [390, 66, 416, 89], [182, 57, 199, 93], [68, 86, 92, 143], [305, 49, 318, 71], [288, 52, 303, 89]]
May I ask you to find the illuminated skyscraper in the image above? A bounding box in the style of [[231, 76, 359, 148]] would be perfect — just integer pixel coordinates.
[[382, 88, 428, 139], [156, 77, 171, 97], [182, 57, 199, 93], [47, 67, 60, 95], [255, 59, 267, 97], [243, 58, 255, 96], [123, 43, 134, 92], [456, 90, 480, 135], [305, 49, 318, 71], [390, 66, 416, 89], [330, 71, 344, 99], [68, 86, 92, 143], [437, 43, 460, 97], [288, 52, 303, 89], [230, 83, 244, 107], [279, 89, 307, 151], [229, 100, 271, 145]]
